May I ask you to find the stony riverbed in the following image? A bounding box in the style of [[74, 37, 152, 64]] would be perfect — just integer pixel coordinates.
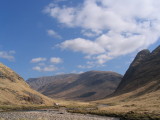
[[0, 110, 119, 120]]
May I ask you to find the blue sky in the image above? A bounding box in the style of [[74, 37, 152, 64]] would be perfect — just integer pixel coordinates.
[[0, 0, 160, 80]]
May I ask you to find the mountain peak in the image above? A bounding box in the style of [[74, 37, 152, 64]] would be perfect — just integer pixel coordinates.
[[130, 49, 150, 67], [114, 45, 160, 95]]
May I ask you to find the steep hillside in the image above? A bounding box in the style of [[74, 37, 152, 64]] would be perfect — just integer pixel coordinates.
[[94, 46, 160, 118], [27, 71, 122, 101], [114, 45, 160, 95], [0, 63, 54, 106]]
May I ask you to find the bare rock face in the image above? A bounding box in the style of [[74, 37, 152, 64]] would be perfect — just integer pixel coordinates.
[[114, 46, 160, 95], [27, 71, 122, 101]]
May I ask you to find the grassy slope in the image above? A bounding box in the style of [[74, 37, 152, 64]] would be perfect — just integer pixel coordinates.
[[97, 89, 159, 113], [90, 80, 160, 119], [66, 80, 160, 119], [0, 63, 54, 107]]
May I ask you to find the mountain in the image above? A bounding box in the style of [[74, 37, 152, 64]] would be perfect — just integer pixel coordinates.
[[27, 71, 122, 101], [95, 46, 160, 118], [27, 73, 79, 91], [0, 63, 53, 106], [114, 45, 160, 95]]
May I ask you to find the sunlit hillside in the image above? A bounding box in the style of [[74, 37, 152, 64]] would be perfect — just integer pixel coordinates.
[[0, 63, 54, 106]]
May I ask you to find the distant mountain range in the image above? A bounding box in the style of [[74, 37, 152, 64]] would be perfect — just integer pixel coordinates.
[[27, 45, 160, 102], [0, 63, 53, 106], [27, 71, 122, 101]]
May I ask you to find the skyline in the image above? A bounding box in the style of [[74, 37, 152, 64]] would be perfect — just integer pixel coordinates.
[[0, 0, 160, 80]]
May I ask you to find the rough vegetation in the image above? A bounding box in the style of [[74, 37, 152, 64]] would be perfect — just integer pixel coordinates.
[[92, 46, 160, 119], [0, 63, 54, 106]]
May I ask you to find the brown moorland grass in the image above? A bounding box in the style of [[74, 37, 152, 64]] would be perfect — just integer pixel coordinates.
[[0, 63, 54, 106], [66, 81, 160, 120]]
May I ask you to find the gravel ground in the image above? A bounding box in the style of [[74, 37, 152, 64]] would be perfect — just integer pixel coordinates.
[[0, 110, 119, 120]]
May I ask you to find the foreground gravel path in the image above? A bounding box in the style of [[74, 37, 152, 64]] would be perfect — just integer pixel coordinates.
[[0, 110, 119, 120]]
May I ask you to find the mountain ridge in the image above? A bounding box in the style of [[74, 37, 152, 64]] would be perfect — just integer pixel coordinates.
[[27, 71, 122, 101], [113, 45, 160, 95]]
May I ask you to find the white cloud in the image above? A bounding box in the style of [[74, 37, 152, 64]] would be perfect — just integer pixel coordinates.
[[77, 59, 106, 69], [31, 57, 47, 63], [94, 54, 112, 64], [43, 65, 57, 72], [60, 38, 105, 55], [32, 65, 57, 72], [81, 30, 102, 37], [50, 57, 63, 64], [77, 65, 93, 69], [47, 29, 62, 39], [0, 50, 16, 61], [45, 0, 160, 65], [31, 57, 62, 72], [32, 66, 42, 72]]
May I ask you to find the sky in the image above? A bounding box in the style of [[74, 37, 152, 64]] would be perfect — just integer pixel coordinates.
[[0, 0, 160, 80]]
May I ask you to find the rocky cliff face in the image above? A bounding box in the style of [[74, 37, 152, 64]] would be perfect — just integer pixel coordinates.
[[114, 46, 160, 95], [27, 71, 122, 101], [0, 63, 53, 105]]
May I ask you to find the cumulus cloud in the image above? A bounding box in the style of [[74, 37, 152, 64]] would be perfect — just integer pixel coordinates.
[[81, 30, 101, 37], [0, 50, 16, 61], [31, 57, 63, 72], [60, 38, 105, 55], [32, 65, 57, 72], [47, 29, 62, 39], [31, 57, 47, 63], [45, 0, 160, 65], [50, 57, 63, 64], [32, 66, 42, 72], [43, 65, 57, 72], [77, 65, 93, 69]]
